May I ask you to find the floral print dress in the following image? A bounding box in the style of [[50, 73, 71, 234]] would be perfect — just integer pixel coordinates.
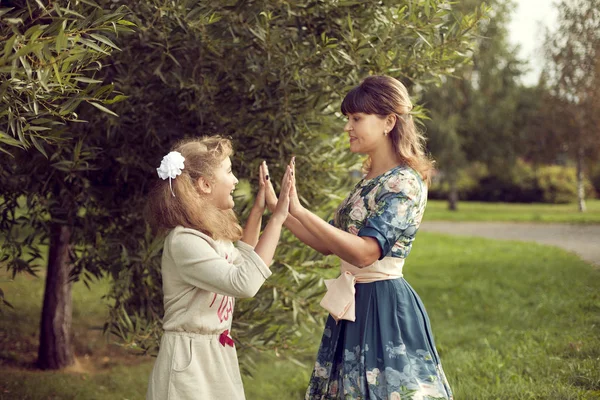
[[305, 165, 453, 400]]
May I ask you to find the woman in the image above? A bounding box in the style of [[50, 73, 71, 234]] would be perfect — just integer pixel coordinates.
[[267, 76, 452, 399]]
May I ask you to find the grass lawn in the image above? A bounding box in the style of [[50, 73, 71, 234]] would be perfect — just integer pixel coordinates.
[[1, 230, 599, 399], [0, 273, 154, 400], [424, 199, 600, 223], [244, 232, 600, 399]]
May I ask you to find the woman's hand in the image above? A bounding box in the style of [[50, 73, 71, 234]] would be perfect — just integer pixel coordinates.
[[288, 157, 304, 218], [272, 165, 292, 221], [262, 161, 278, 213]]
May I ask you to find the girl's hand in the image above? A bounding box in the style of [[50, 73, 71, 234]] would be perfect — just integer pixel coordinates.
[[273, 165, 292, 221], [262, 161, 278, 213], [288, 157, 304, 217], [254, 162, 267, 211]]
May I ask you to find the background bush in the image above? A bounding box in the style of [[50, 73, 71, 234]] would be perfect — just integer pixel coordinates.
[[430, 159, 596, 203]]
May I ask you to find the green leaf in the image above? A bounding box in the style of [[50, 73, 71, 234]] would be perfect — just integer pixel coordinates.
[[89, 33, 121, 50], [56, 20, 67, 53], [30, 135, 48, 158], [0, 130, 24, 148], [1, 35, 17, 62], [4, 18, 23, 25], [59, 7, 85, 19], [103, 94, 129, 105], [116, 19, 136, 26], [0, 8, 15, 18], [79, 38, 109, 55], [88, 101, 118, 117], [74, 76, 104, 84]]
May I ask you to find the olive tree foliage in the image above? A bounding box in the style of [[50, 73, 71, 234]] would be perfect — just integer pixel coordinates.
[[0, 0, 134, 369], [1, 0, 486, 372], [543, 0, 600, 211], [86, 0, 487, 371], [0, 0, 131, 316], [0, 0, 133, 155]]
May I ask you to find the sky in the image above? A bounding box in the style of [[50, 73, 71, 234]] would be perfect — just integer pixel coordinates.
[[507, 0, 559, 86]]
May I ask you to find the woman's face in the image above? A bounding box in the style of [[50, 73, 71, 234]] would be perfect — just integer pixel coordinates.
[[344, 112, 390, 154], [204, 156, 239, 210]]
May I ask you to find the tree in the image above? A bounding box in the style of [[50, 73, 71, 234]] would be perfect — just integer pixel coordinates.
[[0, 0, 133, 155], [92, 0, 487, 371], [1, 0, 487, 372], [0, 0, 132, 369], [423, 0, 526, 209], [544, 0, 600, 212]]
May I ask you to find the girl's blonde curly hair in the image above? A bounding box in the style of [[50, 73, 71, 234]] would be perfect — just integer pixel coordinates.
[[145, 136, 243, 241]]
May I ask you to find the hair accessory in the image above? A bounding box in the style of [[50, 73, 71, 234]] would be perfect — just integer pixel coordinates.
[[157, 151, 185, 197]]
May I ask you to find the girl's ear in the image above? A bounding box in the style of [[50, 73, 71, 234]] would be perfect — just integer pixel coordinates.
[[197, 177, 212, 194]]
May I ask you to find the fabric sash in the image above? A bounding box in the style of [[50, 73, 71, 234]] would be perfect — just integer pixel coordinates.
[[319, 257, 405, 322]]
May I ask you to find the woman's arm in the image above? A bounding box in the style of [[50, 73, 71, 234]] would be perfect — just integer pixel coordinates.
[[288, 159, 381, 267], [283, 215, 332, 255], [291, 205, 381, 267], [263, 161, 332, 255]]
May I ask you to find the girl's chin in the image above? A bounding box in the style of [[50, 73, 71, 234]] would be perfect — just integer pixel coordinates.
[[216, 200, 235, 211]]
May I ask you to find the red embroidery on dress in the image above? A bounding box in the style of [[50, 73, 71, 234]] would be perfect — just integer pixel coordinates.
[[217, 295, 234, 322], [209, 294, 233, 322], [209, 293, 218, 307]]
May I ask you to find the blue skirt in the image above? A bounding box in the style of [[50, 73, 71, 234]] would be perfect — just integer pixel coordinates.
[[305, 278, 453, 400]]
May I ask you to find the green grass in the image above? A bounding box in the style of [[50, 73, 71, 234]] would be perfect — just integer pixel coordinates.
[[246, 233, 600, 400], [2, 230, 600, 399], [0, 272, 154, 400], [424, 199, 600, 223]]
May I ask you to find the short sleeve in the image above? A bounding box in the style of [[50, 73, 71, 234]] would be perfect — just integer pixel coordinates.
[[357, 174, 422, 259]]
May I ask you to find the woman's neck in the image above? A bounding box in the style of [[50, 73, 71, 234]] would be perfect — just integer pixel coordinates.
[[365, 143, 401, 179]]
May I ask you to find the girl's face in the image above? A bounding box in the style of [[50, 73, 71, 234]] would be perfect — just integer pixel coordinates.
[[205, 156, 239, 210], [343, 112, 391, 154]]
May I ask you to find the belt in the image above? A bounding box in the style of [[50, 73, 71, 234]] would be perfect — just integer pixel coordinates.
[[319, 258, 404, 322], [163, 329, 235, 347]]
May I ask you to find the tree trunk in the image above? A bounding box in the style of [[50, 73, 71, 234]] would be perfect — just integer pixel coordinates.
[[576, 145, 586, 212], [448, 174, 459, 211], [37, 223, 75, 370]]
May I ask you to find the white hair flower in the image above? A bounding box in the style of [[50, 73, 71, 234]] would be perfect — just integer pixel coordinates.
[[157, 151, 185, 196]]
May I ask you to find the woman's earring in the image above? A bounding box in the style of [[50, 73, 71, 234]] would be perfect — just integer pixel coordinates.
[[384, 130, 388, 136]]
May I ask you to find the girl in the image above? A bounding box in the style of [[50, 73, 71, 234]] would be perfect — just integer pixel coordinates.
[[266, 76, 453, 399], [145, 136, 292, 400]]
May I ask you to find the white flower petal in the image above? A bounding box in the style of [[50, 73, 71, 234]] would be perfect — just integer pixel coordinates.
[[156, 151, 185, 180]]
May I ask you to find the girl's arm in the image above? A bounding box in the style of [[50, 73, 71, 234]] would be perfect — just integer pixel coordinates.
[[240, 163, 267, 247], [252, 164, 293, 266], [263, 161, 332, 255], [170, 229, 270, 298], [288, 160, 381, 267]]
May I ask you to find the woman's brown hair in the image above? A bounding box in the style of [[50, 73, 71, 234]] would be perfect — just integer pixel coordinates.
[[341, 75, 434, 184], [145, 136, 243, 241]]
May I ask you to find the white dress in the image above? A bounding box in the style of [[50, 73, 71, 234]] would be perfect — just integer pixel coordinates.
[[146, 226, 271, 400]]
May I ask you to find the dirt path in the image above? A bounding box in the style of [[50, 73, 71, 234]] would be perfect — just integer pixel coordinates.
[[419, 221, 600, 266]]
